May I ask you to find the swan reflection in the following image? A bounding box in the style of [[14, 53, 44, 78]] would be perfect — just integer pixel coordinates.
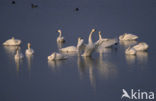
[[97, 53, 117, 79], [136, 51, 148, 64], [120, 40, 137, 48], [48, 60, 65, 71], [3, 46, 18, 59], [77, 53, 117, 88], [96, 47, 112, 54], [14, 57, 23, 72], [125, 55, 136, 65], [26, 54, 34, 71]]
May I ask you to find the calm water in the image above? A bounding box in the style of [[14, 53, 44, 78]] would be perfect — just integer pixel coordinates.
[[0, 0, 156, 101]]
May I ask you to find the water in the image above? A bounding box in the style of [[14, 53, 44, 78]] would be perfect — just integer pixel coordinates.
[[0, 0, 156, 101]]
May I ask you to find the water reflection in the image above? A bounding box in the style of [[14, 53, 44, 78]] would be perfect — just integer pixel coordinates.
[[3, 46, 18, 58], [97, 53, 117, 79], [125, 51, 148, 65], [125, 55, 136, 65], [14, 57, 23, 73], [26, 54, 34, 72], [96, 47, 112, 54], [48, 60, 66, 71], [120, 41, 137, 48], [77, 51, 117, 88], [136, 51, 148, 64]]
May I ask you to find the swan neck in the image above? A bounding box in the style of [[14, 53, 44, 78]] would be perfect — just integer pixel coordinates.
[[28, 43, 31, 49], [99, 33, 102, 40], [59, 31, 62, 37], [89, 31, 93, 44]]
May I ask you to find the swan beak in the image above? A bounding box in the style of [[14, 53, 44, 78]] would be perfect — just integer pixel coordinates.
[[92, 29, 96, 32]]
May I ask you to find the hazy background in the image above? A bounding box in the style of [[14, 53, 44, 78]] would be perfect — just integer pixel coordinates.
[[0, 0, 156, 101]]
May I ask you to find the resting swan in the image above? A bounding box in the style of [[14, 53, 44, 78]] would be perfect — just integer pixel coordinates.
[[25, 43, 34, 55], [119, 33, 138, 41], [132, 42, 148, 51], [59, 37, 84, 53], [57, 29, 65, 43], [48, 52, 67, 60], [3, 37, 21, 46], [82, 29, 103, 57], [14, 47, 24, 59], [125, 46, 136, 55], [96, 31, 118, 48]]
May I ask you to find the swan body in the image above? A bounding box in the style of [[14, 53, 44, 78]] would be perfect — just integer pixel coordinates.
[[57, 29, 65, 43], [59, 37, 84, 53], [96, 31, 118, 48], [3, 37, 21, 46], [14, 48, 24, 59], [25, 43, 34, 55], [119, 33, 138, 41], [48, 52, 67, 60], [125, 47, 136, 55], [82, 29, 102, 57], [132, 42, 148, 51]]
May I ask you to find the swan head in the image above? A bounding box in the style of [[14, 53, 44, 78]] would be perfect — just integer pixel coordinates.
[[57, 29, 61, 33], [27, 43, 31, 49], [91, 29, 96, 33]]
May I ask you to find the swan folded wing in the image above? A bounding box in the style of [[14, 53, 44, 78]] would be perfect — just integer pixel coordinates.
[[125, 34, 138, 40], [59, 46, 77, 52], [133, 42, 148, 51], [100, 38, 117, 48], [3, 39, 21, 46]]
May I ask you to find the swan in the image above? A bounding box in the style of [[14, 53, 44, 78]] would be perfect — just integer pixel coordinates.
[[82, 29, 103, 57], [119, 33, 138, 41], [25, 43, 34, 55], [57, 29, 65, 43], [14, 47, 24, 59], [132, 42, 148, 51], [96, 31, 118, 48], [125, 46, 136, 55], [3, 37, 21, 46], [59, 37, 84, 53], [48, 52, 67, 61]]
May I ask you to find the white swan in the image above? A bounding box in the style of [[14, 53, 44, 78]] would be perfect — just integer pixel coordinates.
[[125, 46, 136, 55], [3, 37, 21, 46], [119, 33, 138, 41], [57, 29, 65, 43], [132, 42, 148, 51], [48, 52, 67, 61], [59, 37, 84, 53], [96, 31, 118, 48], [14, 47, 24, 59], [25, 43, 34, 55], [82, 29, 103, 57]]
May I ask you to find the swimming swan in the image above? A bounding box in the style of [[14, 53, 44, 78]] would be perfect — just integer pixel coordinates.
[[119, 33, 138, 41], [125, 46, 136, 55], [132, 42, 148, 51], [57, 29, 65, 43], [59, 37, 84, 53], [14, 47, 24, 59], [82, 29, 103, 57], [48, 52, 67, 60], [25, 43, 34, 55], [96, 31, 118, 48], [3, 37, 21, 46]]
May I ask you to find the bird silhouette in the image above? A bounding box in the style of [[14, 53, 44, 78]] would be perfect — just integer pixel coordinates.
[[121, 89, 131, 99]]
